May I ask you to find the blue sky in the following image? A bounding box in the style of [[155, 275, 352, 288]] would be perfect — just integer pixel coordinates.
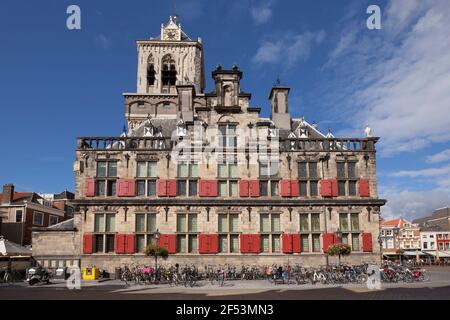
[[1, 0, 449, 220]]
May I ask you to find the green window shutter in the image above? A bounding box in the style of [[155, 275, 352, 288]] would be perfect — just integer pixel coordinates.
[[137, 162, 147, 177], [260, 214, 270, 232], [271, 214, 280, 232], [135, 214, 145, 232], [230, 215, 239, 232], [301, 234, 309, 252], [147, 214, 156, 232], [148, 161, 157, 177], [218, 214, 228, 232]]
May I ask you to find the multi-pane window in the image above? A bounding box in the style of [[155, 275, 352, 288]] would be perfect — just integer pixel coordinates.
[[15, 210, 23, 222], [218, 162, 238, 197], [218, 213, 240, 253], [339, 212, 360, 251], [298, 162, 319, 197], [49, 215, 59, 226], [136, 161, 158, 196], [299, 213, 322, 252], [260, 214, 281, 253], [93, 213, 116, 253], [135, 214, 157, 253], [177, 162, 199, 196], [33, 211, 44, 226], [336, 161, 358, 196], [176, 214, 198, 253], [259, 161, 279, 196], [96, 161, 117, 196], [218, 124, 237, 149], [259, 161, 279, 178]]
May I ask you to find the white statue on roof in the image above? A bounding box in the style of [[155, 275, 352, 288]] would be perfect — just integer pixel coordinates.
[[364, 122, 372, 137]]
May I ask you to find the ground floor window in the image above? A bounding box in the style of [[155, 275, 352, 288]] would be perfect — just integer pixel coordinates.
[[176, 234, 198, 253]]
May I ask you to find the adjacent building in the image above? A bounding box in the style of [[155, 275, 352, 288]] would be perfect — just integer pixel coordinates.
[[33, 17, 386, 272], [0, 184, 67, 245], [415, 207, 450, 260], [381, 218, 421, 258]]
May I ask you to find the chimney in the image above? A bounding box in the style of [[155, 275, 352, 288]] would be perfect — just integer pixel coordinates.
[[2, 184, 14, 205]]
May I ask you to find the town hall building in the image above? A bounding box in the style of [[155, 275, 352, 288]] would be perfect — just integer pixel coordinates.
[[32, 17, 386, 272]]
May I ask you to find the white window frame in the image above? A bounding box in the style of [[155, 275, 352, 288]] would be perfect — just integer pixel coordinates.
[[15, 209, 23, 222], [33, 211, 44, 226], [49, 215, 59, 226]]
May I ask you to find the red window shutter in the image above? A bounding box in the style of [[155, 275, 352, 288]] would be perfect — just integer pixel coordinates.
[[118, 179, 136, 197], [320, 180, 332, 197], [249, 180, 260, 197], [198, 180, 208, 197], [168, 234, 177, 254], [292, 234, 301, 253], [359, 179, 370, 197], [115, 234, 125, 254], [126, 234, 135, 254], [331, 179, 338, 197], [167, 179, 177, 197], [117, 179, 126, 197], [282, 234, 293, 253], [208, 180, 218, 197], [209, 234, 219, 253], [198, 234, 208, 254], [83, 234, 93, 254], [158, 234, 168, 249], [158, 234, 176, 254], [362, 233, 373, 252], [291, 180, 299, 197], [127, 180, 136, 196], [157, 180, 168, 197], [280, 180, 292, 197], [85, 179, 95, 197], [322, 233, 335, 253], [240, 234, 248, 253], [239, 180, 249, 197], [251, 234, 260, 253]]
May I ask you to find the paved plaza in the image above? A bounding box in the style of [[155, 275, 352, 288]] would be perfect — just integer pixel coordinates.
[[1, 267, 450, 300]]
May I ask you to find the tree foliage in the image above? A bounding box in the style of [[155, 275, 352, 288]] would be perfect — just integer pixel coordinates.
[[328, 243, 351, 257], [144, 244, 169, 259]]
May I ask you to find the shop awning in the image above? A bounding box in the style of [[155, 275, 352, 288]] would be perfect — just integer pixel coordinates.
[[403, 251, 427, 256], [424, 251, 450, 258]]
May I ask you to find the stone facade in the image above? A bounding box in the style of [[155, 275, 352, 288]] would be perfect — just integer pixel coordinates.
[[34, 17, 386, 273]]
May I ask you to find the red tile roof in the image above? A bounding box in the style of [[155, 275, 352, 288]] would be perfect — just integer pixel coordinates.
[[0, 192, 32, 203], [382, 218, 402, 227]]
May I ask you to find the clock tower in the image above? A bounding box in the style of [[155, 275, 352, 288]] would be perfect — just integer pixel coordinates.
[[135, 16, 205, 95]]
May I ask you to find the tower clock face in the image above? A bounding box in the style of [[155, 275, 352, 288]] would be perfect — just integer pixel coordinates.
[[165, 30, 177, 40]]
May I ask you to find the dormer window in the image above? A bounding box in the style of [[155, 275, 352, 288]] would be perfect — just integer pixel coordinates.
[[298, 128, 309, 138], [268, 128, 278, 138]]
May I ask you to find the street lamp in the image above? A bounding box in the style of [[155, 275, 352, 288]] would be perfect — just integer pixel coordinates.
[[153, 229, 161, 270], [335, 228, 343, 243]]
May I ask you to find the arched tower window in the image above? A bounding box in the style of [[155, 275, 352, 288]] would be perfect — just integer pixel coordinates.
[[147, 54, 156, 90], [161, 54, 177, 90]]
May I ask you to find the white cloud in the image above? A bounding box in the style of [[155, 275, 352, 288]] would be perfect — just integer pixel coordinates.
[[391, 164, 450, 178], [94, 34, 110, 49], [381, 188, 450, 221], [250, 0, 275, 25], [252, 31, 326, 66], [426, 149, 450, 163], [326, 0, 450, 157]]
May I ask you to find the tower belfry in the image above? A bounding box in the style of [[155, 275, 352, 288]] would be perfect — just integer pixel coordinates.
[[134, 16, 205, 96]]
